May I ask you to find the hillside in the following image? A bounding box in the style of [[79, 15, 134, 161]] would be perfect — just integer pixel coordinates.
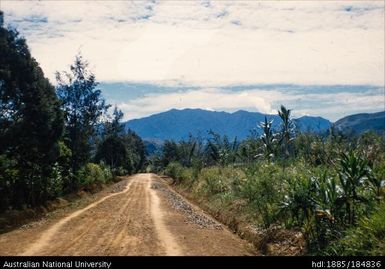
[[125, 108, 332, 141], [334, 111, 385, 135]]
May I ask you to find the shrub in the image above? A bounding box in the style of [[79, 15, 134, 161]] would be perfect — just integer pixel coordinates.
[[338, 150, 370, 225], [57, 141, 72, 193], [0, 155, 18, 212], [77, 163, 110, 187], [198, 166, 244, 196], [164, 162, 185, 183], [99, 163, 114, 182], [240, 162, 284, 227], [47, 163, 64, 199], [325, 202, 385, 255]]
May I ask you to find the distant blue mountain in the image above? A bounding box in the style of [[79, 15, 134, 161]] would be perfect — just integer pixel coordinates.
[[124, 108, 332, 141], [294, 116, 332, 134], [334, 111, 385, 135]]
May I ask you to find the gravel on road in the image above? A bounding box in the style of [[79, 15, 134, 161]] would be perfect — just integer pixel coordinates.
[[152, 181, 222, 230]]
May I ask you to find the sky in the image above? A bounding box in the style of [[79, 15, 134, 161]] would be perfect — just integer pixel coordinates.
[[1, 0, 384, 121]]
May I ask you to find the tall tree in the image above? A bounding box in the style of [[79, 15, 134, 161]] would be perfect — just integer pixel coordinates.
[[95, 107, 126, 172], [56, 55, 109, 189], [95, 129, 145, 175], [123, 130, 146, 173], [161, 140, 180, 167], [104, 105, 124, 138], [0, 11, 64, 207], [258, 117, 277, 161], [278, 105, 295, 158]]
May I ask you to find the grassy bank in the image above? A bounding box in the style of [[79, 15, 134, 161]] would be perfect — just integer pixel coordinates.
[[163, 161, 385, 255]]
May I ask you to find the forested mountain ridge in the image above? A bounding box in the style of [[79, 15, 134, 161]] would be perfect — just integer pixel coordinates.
[[125, 108, 332, 141], [334, 111, 385, 135], [125, 109, 384, 142]]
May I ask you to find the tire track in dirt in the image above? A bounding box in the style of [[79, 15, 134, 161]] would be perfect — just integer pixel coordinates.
[[59, 182, 141, 255], [148, 177, 182, 256], [102, 179, 151, 255], [61, 174, 162, 256], [1, 173, 254, 256], [101, 183, 139, 253], [21, 179, 135, 256]]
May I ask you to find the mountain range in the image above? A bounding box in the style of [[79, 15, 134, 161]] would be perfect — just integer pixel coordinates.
[[124, 109, 385, 142], [124, 108, 331, 141], [334, 111, 385, 135]]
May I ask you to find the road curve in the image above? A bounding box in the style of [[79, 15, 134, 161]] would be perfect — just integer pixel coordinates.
[[0, 173, 255, 256]]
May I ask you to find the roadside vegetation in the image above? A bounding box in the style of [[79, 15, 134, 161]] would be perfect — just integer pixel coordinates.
[[1, 11, 384, 256], [150, 106, 385, 255], [0, 13, 145, 217]]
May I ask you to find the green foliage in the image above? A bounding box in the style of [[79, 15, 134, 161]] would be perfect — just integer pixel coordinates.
[[325, 203, 385, 255], [161, 140, 180, 168], [76, 163, 113, 187], [0, 17, 64, 208], [237, 131, 260, 164], [200, 167, 229, 195], [199, 167, 244, 196], [95, 136, 127, 173], [294, 133, 328, 166], [205, 131, 238, 166], [279, 169, 342, 250], [56, 141, 72, 193], [158, 135, 205, 170], [95, 128, 145, 176], [56, 55, 110, 189], [257, 117, 277, 161], [0, 154, 18, 211], [156, 103, 385, 255], [338, 150, 370, 225], [240, 162, 284, 227], [164, 162, 185, 183], [122, 130, 146, 174], [164, 134, 385, 254], [278, 105, 295, 158], [103, 106, 124, 137], [0, 15, 147, 215]]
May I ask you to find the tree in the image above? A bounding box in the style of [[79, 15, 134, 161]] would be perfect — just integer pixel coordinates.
[[161, 140, 180, 168], [177, 135, 198, 167], [205, 131, 238, 166], [95, 136, 127, 172], [258, 117, 277, 161], [339, 150, 370, 225], [104, 105, 124, 138], [95, 107, 126, 172], [122, 130, 146, 173], [0, 12, 64, 208], [95, 107, 145, 175], [56, 55, 109, 189], [278, 105, 295, 158]]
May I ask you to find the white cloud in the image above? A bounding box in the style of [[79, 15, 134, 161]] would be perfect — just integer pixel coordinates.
[[291, 90, 385, 120], [117, 88, 280, 120], [1, 0, 384, 86], [115, 87, 384, 121]]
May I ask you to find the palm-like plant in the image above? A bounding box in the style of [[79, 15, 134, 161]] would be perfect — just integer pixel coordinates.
[[206, 130, 238, 166], [367, 164, 385, 204], [278, 105, 295, 158], [178, 137, 197, 167], [338, 150, 370, 225], [280, 176, 318, 226], [258, 117, 277, 161], [280, 172, 341, 248]]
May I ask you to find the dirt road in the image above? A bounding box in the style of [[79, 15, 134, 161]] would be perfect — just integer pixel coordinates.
[[0, 173, 255, 256]]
